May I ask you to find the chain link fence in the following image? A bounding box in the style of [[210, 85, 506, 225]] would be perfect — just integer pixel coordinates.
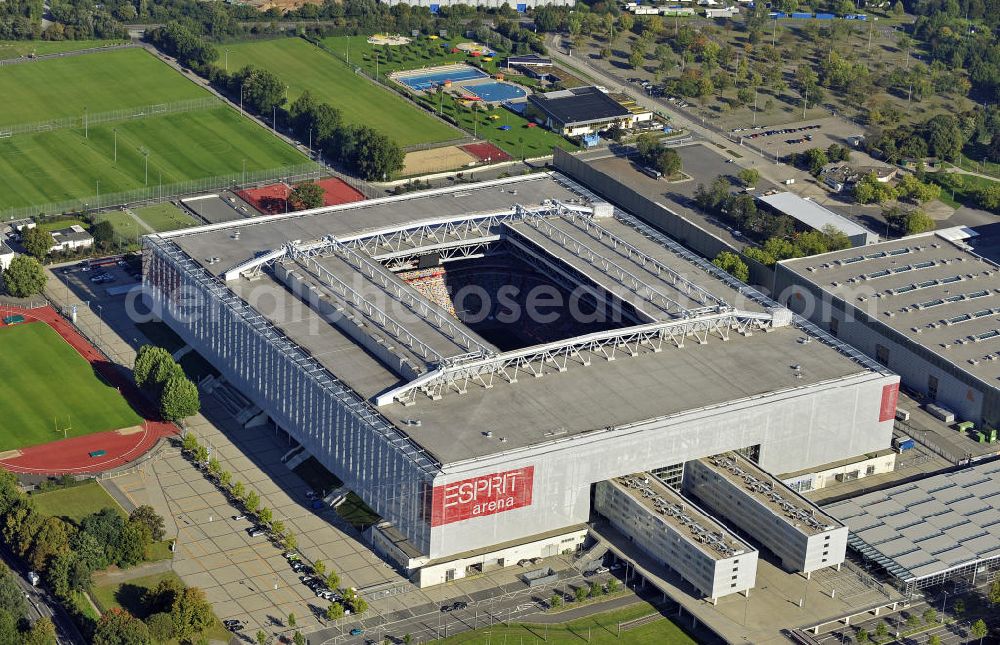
[[0, 96, 221, 138], [2, 161, 323, 220]]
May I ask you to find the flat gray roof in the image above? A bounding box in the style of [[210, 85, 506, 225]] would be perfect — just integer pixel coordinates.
[[168, 175, 581, 277], [825, 459, 1000, 583], [156, 174, 883, 466], [699, 452, 843, 536], [610, 473, 754, 561], [757, 191, 876, 242], [778, 230, 1000, 386]]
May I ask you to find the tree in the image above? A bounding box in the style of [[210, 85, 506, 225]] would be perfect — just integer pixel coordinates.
[[897, 174, 941, 204], [927, 635, 940, 645], [326, 571, 340, 590], [284, 532, 297, 550], [294, 632, 306, 645], [25, 617, 57, 645], [256, 629, 267, 645], [258, 507, 272, 526], [271, 520, 285, 536], [325, 602, 344, 621], [801, 148, 829, 176], [133, 346, 175, 390], [159, 376, 200, 422], [574, 586, 589, 602], [856, 628, 868, 643], [351, 127, 405, 181], [0, 566, 27, 621], [145, 612, 174, 644], [289, 182, 324, 210], [589, 581, 602, 597], [606, 578, 619, 593], [971, 618, 988, 643], [21, 227, 54, 261], [287, 612, 296, 628], [91, 220, 117, 252], [313, 560, 327, 577], [712, 251, 749, 282], [922, 608, 937, 624], [28, 515, 72, 571], [231, 65, 286, 115], [146, 577, 184, 615], [2, 255, 47, 298], [874, 621, 888, 638], [0, 610, 17, 645], [737, 168, 760, 187], [550, 593, 562, 608], [925, 114, 964, 161], [117, 520, 148, 567], [953, 598, 965, 617], [854, 173, 898, 205], [130, 506, 166, 542], [94, 608, 151, 645], [170, 587, 214, 640], [219, 470, 232, 489], [244, 490, 260, 514], [207, 457, 221, 477], [232, 481, 245, 500], [194, 445, 208, 465], [655, 148, 682, 177]]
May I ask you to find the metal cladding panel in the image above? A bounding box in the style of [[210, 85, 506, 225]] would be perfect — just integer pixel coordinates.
[[427, 372, 895, 559], [143, 240, 438, 554]]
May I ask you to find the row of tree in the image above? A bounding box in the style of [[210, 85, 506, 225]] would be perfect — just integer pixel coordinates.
[[1, 255, 47, 298], [133, 345, 201, 422]]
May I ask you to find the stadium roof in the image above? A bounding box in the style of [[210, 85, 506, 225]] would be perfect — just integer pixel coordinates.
[[527, 86, 631, 126], [756, 191, 877, 245], [825, 459, 1000, 585], [778, 229, 1000, 387], [156, 173, 888, 466]]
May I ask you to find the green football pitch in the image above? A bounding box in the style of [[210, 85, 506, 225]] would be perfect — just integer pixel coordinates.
[[0, 106, 308, 210], [0, 40, 129, 60], [0, 48, 207, 126], [0, 323, 143, 451], [220, 38, 460, 147]]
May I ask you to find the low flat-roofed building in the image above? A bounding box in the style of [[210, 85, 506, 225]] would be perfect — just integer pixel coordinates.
[[684, 453, 848, 574], [595, 473, 758, 601], [0, 241, 14, 270], [757, 191, 879, 247], [504, 54, 551, 68], [774, 228, 1000, 430], [526, 86, 651, 136], [826, 459, 1000, 594], [50, 224, 94, 253]]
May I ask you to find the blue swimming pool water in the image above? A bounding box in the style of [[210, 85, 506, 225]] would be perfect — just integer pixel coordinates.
[[465, 82, 527, 102], [398, 66, 489, 91]]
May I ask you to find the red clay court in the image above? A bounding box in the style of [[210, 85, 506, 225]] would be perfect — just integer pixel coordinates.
[[238, 177, 366, 215], [0, 306, 176, 475], [460, 142, 512, 163]]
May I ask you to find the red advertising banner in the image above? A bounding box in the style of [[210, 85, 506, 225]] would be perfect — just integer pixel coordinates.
[[879, 382, 900, 422], [431, 466, 534, 527]]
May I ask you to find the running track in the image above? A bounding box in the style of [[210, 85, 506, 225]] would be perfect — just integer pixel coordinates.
[[0, 305, 177, 475]]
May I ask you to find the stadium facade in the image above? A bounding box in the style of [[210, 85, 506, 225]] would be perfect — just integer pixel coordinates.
[[143, 173, 898, 586]]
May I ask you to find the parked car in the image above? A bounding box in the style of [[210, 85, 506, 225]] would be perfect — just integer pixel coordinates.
[[350, 628, 364, 636], [452, 601, 468, 610], [246, 527, 264, 538], [223, 619, 244, 632], [440, 605, 454, 613], [232, 514, 245, 521]]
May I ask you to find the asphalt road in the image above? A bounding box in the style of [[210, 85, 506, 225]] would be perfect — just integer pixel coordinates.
[[0, 544, 86, 644]]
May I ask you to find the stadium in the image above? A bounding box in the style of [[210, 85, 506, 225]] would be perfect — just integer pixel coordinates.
[[142, 173, 899, 586]]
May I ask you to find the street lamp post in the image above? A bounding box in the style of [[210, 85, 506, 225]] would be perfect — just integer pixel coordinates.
[[113, 128, 117, 164], [225, 48, 229, 73], [240, 83, 245, 116], [940, 590, 948, 620]]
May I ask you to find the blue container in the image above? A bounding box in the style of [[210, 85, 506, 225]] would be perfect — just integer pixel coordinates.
[[815, 12, 834, 19], [791, 12, 813, 19]]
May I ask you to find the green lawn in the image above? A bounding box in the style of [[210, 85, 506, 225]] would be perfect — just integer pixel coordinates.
[[219, 37, 459, 146], [321, 34, 512, 78], [133, 203, 199, 232], [421, 93, 576, 160], [31, 481, 124, 523], [0, 106, 308, 209], [432, 602, 694, 644], [95, 211, 143, 247], [0, 48, 207, 125], [0, 40, 129, 60], [930, 171, 999, 209], [0, 323, 143, 451], [36, 217, 86, 233], [93, 571, 229, 643]]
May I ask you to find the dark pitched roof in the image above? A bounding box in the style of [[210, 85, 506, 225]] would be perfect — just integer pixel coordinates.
[[527, 86, 630, 126], [505, 54, 551, 66]]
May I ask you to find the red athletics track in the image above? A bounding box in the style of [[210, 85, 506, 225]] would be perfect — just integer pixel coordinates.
[[0, 305, 177, 475]]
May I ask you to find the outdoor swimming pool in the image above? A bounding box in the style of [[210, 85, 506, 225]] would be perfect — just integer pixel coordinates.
[[397, 66, 489, 91], [464, 81, 528, 102]]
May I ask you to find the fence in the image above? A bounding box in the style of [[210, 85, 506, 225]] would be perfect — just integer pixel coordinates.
[[0, 96, 221, 138], [1, 161, 323, 220], [0, 42, 136, 65]]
